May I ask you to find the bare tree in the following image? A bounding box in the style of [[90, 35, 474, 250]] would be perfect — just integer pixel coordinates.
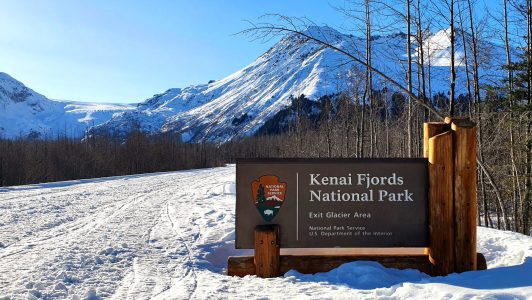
[[449, 0, 457, 116], [406, 0, 414, 156]]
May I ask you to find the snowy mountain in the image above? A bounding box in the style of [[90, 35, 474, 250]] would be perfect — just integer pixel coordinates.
[[1, 26, 508, 142], [0, 72, 134, 139], [0, 165, 530, 299], [90, 26, 507, 143]]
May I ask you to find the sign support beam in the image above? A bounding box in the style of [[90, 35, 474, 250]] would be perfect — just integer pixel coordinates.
[[427, 128, 455, 275], [254, 225, 280, 278]]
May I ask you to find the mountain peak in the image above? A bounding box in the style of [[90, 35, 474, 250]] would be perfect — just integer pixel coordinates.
[[301, 25, 342, 38], [2, 25, 507, 141], [0, 72, 26, 90], [89, 26, 506, 143], [0, 72, 15, 81], [0, 72, 44, 105], [283, 25, 346, 46], [0, 72, 135, 139]]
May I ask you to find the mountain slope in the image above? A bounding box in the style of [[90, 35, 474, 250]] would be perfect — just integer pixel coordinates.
[[2, 26, 508, 141], [0, 72, 134, 139], [90, 26, 507, 142]]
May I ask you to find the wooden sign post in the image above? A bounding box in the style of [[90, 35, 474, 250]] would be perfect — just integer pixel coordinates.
[[254, 225, 280, 277], [425, 118, 479, 275], [229, 118, 485, 278]]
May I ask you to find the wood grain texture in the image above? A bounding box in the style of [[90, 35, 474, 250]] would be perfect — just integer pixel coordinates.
[[452, 120, 478, 272], [423, 122, 450, 158], [428, 130, 455, 276], [228, 255, 432, 276], [254, 225, 280, 278]]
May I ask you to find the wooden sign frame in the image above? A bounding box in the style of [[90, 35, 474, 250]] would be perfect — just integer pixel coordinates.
[[228, 118, 486, 277]]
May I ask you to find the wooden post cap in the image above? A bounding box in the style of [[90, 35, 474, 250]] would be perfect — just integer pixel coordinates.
[[444, 116, 476, 128]]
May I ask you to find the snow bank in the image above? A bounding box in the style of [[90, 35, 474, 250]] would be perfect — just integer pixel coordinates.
[[286, 261, 430, 290], [478, 226, 532, 268], [285, 255, 532, 297]]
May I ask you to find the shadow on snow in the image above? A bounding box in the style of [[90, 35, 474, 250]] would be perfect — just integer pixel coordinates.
[[286, 257, 532, 290]]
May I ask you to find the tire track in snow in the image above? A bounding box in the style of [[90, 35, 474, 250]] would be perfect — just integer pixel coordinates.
[[165, 201, 198, 300], [0, 181, 159, 260], [0, 173, 189, 297], [0, 181, 135, 252], [0, 168, 235, 299], [112, 170, 226, 300], [0, 190, 151, 290], [111, 181, 192, 300]]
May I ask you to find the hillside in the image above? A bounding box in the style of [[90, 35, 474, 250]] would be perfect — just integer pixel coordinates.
[[0, 72, 134, 139], [90, 26, 507, 142], [1, 26, 509, 141], [0, 165, 530, 299]]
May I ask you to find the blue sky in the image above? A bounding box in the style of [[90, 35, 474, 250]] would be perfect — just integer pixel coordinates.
[[0, 0, 499, 103]]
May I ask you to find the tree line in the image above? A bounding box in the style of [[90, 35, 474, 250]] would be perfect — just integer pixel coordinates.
[[0, 133, 223, 187]]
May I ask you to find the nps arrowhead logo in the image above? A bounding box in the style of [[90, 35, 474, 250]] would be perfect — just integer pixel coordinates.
[[251, 175, 287, 222]]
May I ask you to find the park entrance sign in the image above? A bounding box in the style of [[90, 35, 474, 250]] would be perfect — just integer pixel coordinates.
[[236, 158, 428, 248], [228, 119, 486, 278]]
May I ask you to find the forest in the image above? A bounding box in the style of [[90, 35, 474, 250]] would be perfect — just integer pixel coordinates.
[[0, 0, 531, 235]]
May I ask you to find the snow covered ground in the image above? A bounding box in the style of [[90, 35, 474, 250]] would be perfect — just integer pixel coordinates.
[[0, 165, 530, 299]]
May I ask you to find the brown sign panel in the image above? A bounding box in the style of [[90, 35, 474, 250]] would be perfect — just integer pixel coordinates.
[[236, 158, 428, 248]]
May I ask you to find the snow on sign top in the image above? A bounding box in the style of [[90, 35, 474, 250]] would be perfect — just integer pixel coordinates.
[[235, 158, 429, 249]]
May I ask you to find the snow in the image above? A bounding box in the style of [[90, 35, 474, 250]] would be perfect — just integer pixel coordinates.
[[477, 226, 532, 268], [91, 26, 509, 143], [0, 165, 530, 299], [1, 26, 509, 141], [0, 72, 134, 139], [417, 28, 466, 67]]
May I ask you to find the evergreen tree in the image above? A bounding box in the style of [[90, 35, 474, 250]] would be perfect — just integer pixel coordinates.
[[257, 184, 266, 204]]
